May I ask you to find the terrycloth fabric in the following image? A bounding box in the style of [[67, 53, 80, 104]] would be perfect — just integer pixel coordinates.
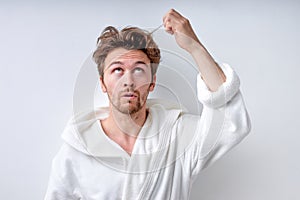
[[44, 63, 251, 200]]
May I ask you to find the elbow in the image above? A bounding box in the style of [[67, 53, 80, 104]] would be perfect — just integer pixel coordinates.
[[228, 109, 251, 140], [239, 111, 252, 138]]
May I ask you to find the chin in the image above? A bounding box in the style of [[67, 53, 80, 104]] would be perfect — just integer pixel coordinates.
[[115, 104, 138, 114]]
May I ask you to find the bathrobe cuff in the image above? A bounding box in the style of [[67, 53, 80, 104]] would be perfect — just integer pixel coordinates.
[[197, 63, 240, 108]]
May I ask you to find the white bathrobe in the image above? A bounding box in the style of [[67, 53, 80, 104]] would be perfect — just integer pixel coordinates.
[[44, 64, 251, 200]]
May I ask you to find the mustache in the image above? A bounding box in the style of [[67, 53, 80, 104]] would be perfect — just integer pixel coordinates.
[[122, 83, 153, 92], [117, 84, 153, 97], [119, 88, 140, 97]]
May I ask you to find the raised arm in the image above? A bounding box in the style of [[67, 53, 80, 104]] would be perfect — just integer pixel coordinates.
[[163, 9, 251, 175]]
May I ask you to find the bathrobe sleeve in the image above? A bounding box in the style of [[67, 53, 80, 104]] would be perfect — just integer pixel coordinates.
[[180, 63, 251, 177], [44, 144, 81, 200]]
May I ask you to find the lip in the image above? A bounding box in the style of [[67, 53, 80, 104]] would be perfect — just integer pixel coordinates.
[[121, 92, 138, 99]]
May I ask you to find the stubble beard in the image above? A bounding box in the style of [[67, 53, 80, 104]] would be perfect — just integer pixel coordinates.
[[108, 86, 150, 115]]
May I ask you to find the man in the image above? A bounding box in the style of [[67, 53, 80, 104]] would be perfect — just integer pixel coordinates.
[[45, 9, 251, 200]]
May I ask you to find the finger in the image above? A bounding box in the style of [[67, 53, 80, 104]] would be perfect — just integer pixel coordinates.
[[163, 14, 180, 28], [163, 9, 180, 25], [163, 9, 186, 23], [164, 18, 183, 34], [169, 8, 184, 19], [163, 13, 187, 33], [164, 21, 174, 35], [162, 9, 173, 23], [163, 14, 173, 30], [163, 14, 171, 26], [163, 9, 188, 35]]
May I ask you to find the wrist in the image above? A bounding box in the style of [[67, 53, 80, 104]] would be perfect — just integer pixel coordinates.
[[187, 41, 205, 56]]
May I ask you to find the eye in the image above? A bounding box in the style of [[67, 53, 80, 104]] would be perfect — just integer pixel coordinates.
[[133, 67, 144, 74], [112, 67, 123, 74]]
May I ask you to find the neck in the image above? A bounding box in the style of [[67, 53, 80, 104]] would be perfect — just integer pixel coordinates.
[[104, 104, 148, 138], [100, 104, 148, 155]]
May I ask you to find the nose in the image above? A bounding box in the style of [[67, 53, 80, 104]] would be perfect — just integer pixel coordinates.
[[123, 72, 135, 88]]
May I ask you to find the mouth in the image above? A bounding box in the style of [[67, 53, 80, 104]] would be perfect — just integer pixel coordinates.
[[121, 92, 138, 99]]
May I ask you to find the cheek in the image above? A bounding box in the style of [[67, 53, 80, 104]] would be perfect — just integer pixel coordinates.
[[103, 76, 123, 94], [134, 74, 152, 87]]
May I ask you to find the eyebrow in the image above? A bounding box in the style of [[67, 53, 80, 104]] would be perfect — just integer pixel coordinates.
[[107, 61, 149, 68], [108, 61, 123, 68], [135, 61, 148, 66]]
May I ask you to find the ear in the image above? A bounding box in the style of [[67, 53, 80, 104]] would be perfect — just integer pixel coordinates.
[[149, 75, 156, 92], [100, 76, 107, 93]]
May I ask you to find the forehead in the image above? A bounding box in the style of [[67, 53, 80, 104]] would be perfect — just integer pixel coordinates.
[[104, 48, 150, 68]]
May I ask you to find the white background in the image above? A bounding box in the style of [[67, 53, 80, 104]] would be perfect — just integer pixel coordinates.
[[0, 0, 299, 199]]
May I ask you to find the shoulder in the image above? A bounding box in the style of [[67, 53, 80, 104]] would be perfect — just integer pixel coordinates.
[[147, 99, 201, 133], [53, 142, 93, 169], [146, 99, 185, 126], [52, 143, 80, 166]]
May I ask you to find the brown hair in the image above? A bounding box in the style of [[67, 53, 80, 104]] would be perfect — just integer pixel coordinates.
[[93, 26, 161, 77]]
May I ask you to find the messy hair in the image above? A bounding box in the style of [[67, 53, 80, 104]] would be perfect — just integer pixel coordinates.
[[93, 26, 161, 77]]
